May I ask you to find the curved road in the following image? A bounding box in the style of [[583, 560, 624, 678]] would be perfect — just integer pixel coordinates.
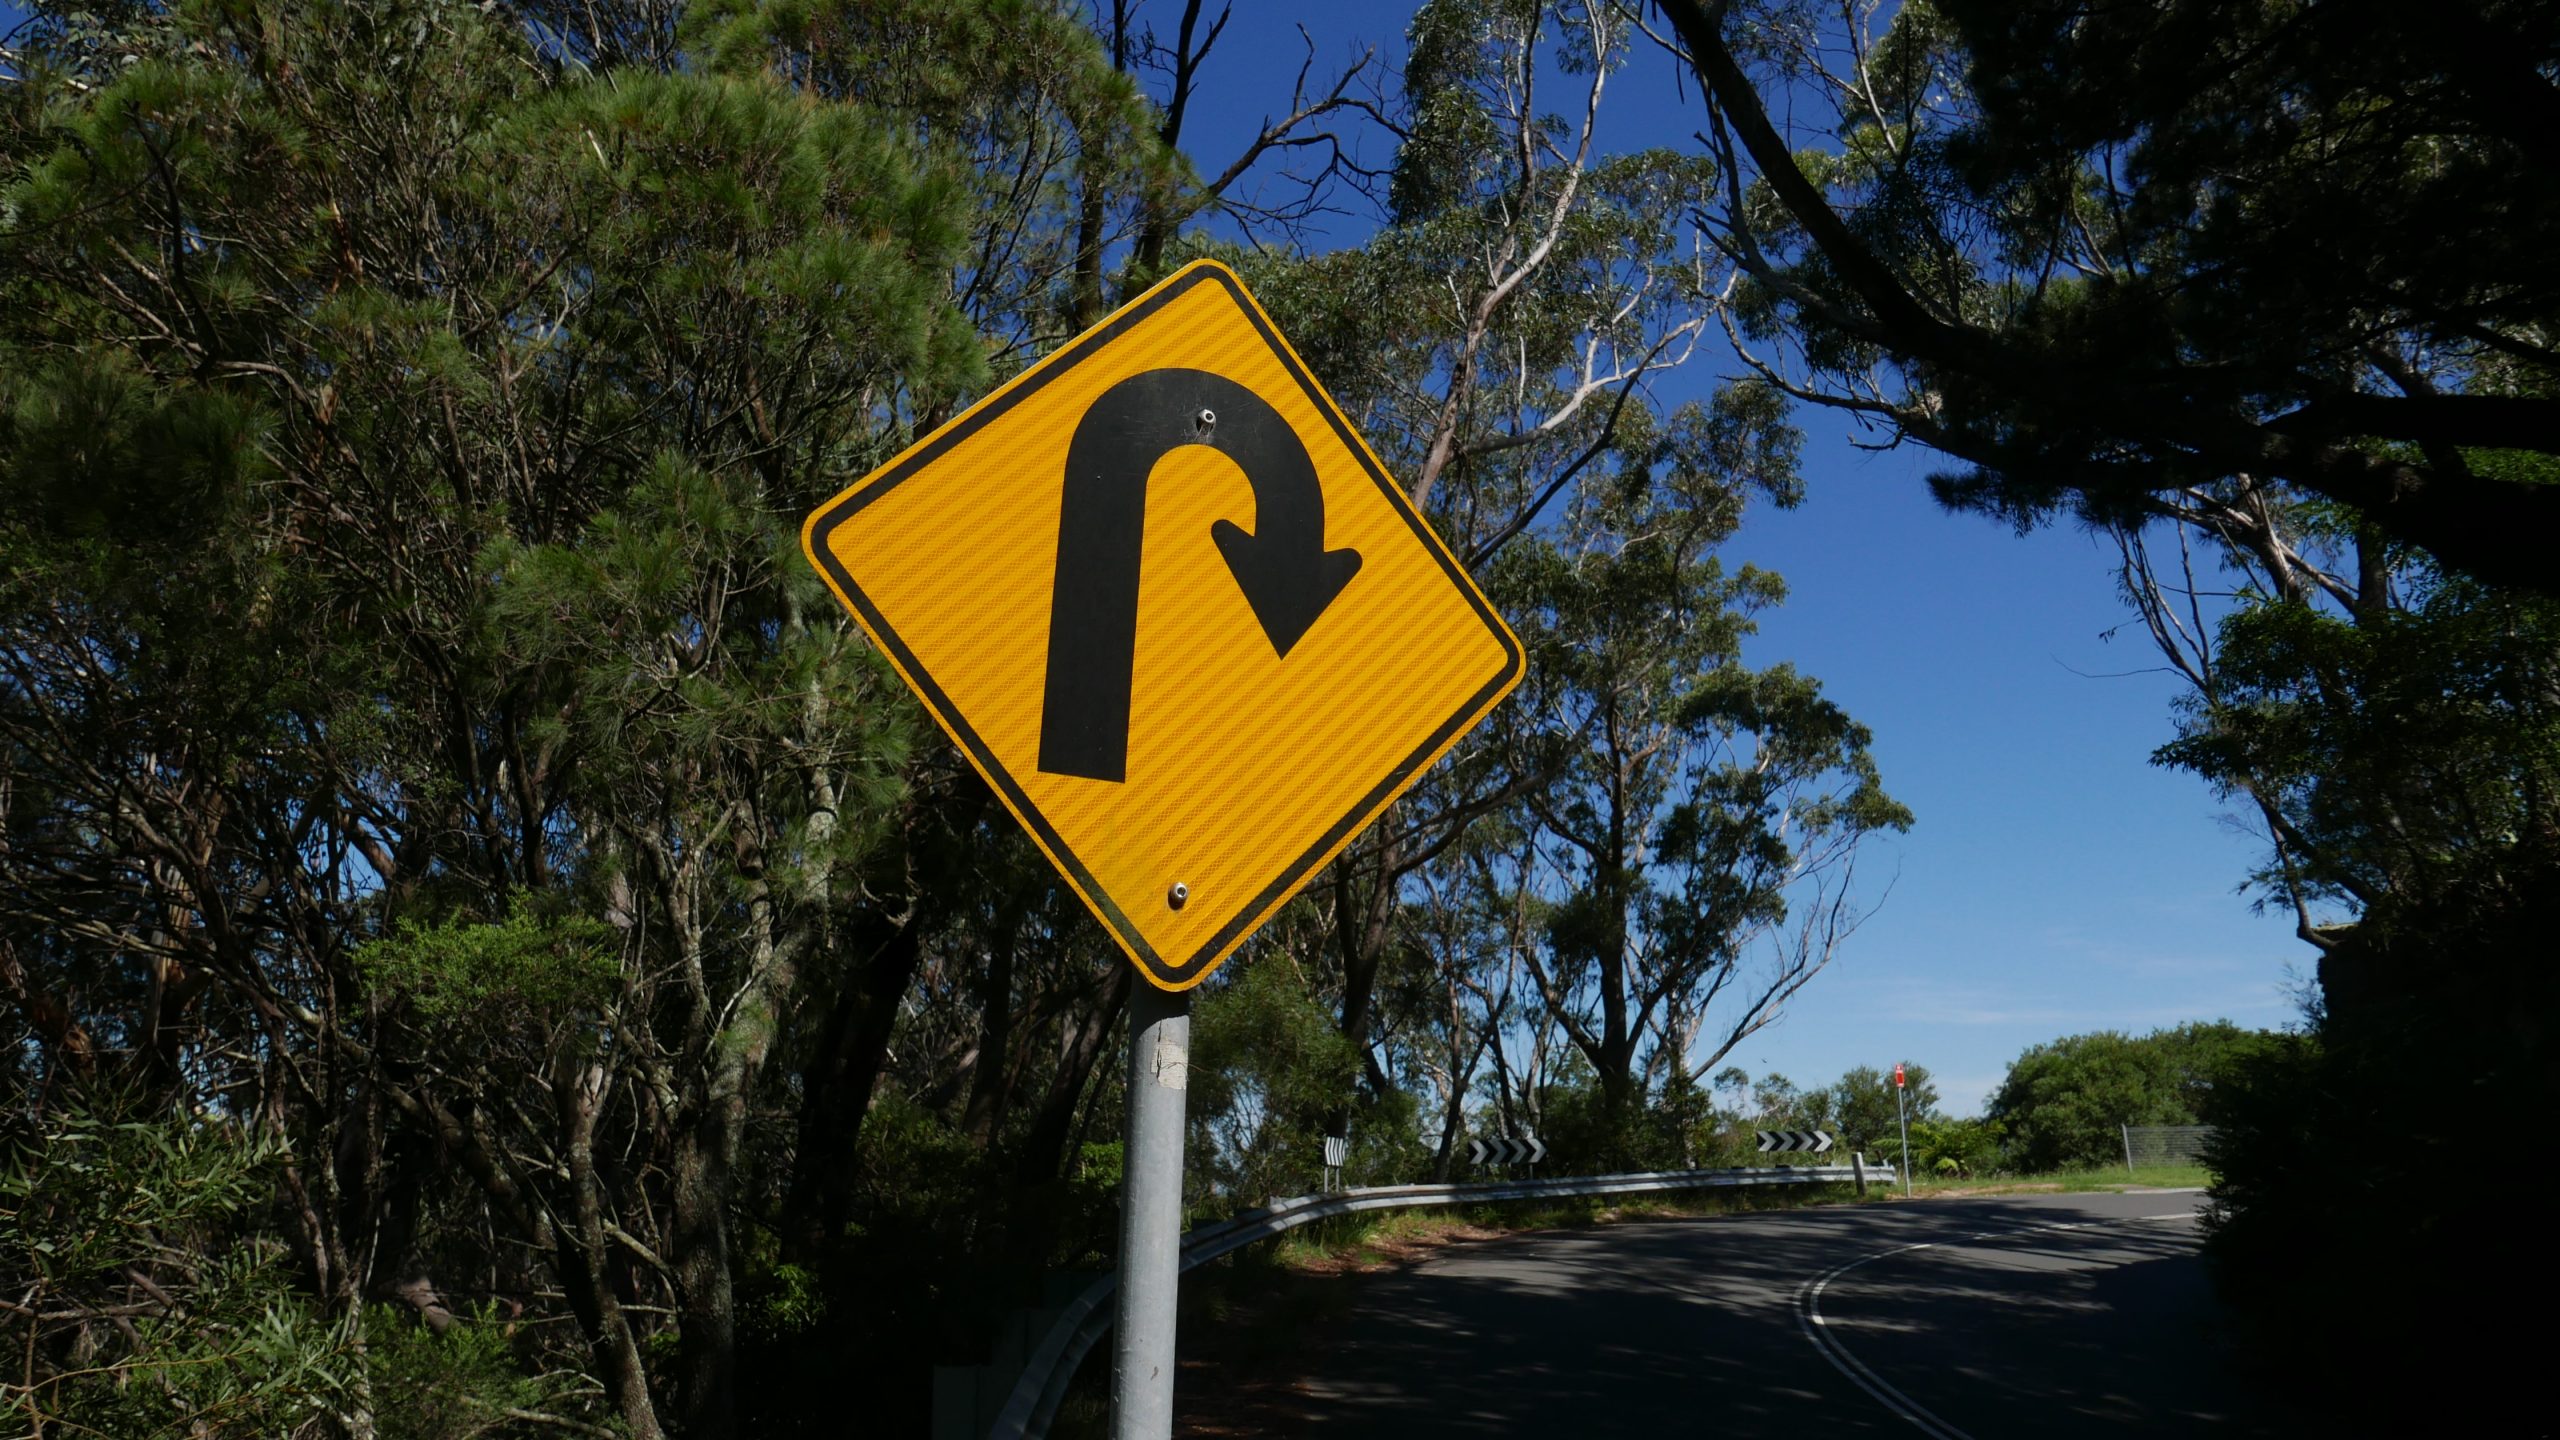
[[1181, 1191, 2298, 1437]]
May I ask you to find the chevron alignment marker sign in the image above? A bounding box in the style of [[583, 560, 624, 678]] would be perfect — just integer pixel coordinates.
[[1755, 1130, 1835, 1154], [1468, 1135, 1547, 1166]]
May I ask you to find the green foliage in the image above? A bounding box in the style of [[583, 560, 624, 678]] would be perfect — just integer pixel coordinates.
[[0, 0, 1109, 1432], [2155, 576, 2560, 911], [1484, 482, 1906, 1158], [738, 1261, 829, 1346], [368, 1305, 606, 1440], [1987, 1022, 2264, 1171], [1683, 1, 2556, 1415], [354, 902, 620, 1021], [1191, 957, 1366, 1201], [40, 1261, 351, 1440], [1907, 1117, 2001, 1178], [1, 1105, 280, 1285], [1825, 1063, 1938, 1157], [1, 1111, 346, 1440], [2200, 862, 2559, 1428], [1536, 1057, 1716, 1173], [1074, 1140, 1124, 1195], [1699, 0, 2560, 593], [3, 1106, 594, 1439]]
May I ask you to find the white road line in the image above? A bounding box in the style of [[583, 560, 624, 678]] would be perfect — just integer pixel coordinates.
[[1793, 1210, 2200, 1440]]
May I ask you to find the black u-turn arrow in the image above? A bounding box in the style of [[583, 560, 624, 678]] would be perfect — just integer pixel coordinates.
[[1038, 368, 1363, 783]]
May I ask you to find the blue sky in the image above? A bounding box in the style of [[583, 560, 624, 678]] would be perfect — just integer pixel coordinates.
[[1171, 2, 2308, 1113]]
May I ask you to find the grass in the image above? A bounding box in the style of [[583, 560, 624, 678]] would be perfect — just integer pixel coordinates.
[[1888, 1161, 2214, 1197], [1259, 1181, 1876, 1272]]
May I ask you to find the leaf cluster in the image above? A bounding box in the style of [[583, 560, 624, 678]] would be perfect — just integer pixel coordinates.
[[1985, 1021, 2266, 1171]]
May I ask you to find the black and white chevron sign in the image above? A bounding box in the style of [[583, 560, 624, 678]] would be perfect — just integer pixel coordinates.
[[1467, 1134, 1547, 1166], [1756, 1130, 1834, 1154]]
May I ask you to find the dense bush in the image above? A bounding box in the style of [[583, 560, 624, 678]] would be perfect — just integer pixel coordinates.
[[0, 1105, 596, 1437], [1986, 1022, 2262, 1171], [1909, 1117, 2003, 1179], [2203, 865, 2559, 1428]]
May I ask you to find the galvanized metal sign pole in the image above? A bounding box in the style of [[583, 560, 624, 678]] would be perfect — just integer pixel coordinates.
[[1111, 985, 1189, 1439]]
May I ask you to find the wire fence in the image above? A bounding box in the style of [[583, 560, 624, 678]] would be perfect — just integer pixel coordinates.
[[2121, 1123, 2214, 1172]]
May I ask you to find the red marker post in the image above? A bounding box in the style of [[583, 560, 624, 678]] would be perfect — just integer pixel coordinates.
[[1892, 1062, 1912, 1194]]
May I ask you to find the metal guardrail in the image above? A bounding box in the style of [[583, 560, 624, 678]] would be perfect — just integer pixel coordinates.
[[980, 1161, 1892, 1439]]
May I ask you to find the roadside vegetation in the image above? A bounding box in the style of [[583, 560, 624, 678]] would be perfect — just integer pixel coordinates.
[[1264, 1184, 1872, 1272], [1891, 1164, 2210, 1197]]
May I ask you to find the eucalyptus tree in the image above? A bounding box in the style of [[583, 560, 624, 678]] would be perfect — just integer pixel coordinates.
[[1233, 0, 1750, 1141], [1398, 817, 1542, 1177], [1825, 1063, 1935, 1158], [1488, 462, 1906, 1162]]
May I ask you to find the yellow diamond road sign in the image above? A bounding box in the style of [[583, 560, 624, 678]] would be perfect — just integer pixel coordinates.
[[802, 260, 1522, 990]]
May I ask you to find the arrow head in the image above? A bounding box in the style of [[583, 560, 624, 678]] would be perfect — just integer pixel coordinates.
[[1211, 519, 1361, 656]]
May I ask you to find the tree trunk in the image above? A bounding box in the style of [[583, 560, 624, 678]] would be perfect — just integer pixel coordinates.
[[1328, 838, 1402, 1138], [670, 861, 795, 1440], [562, 1064, 665, 1440], [779, 908, 922, 1262], [669, 1129, 738, 1440], [1000, 965, 1131, 1275], [960, 908, 1024, 1147]]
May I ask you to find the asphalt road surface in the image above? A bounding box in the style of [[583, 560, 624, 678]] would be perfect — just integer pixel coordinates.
[[1182, 1191, 2300, 1438]]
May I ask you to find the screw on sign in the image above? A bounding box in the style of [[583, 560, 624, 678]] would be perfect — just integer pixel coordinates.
[[800, 260, 1521, 1440]]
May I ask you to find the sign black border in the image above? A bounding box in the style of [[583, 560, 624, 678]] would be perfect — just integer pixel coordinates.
[[804, 262, 1523, 989]]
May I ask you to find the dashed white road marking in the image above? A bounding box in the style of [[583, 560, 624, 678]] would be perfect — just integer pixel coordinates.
[[1794, 1210, 2201, 1440]]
